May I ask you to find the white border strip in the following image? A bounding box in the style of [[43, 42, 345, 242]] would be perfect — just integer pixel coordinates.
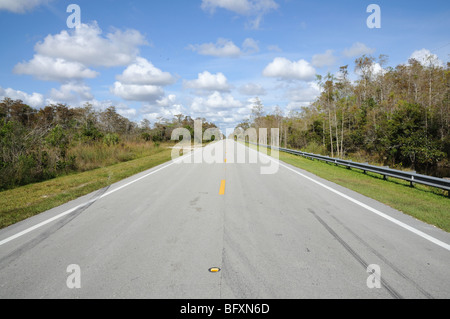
[[254, 145, 450, 252]]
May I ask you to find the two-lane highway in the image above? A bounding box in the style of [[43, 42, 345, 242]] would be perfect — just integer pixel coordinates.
[[0, 140, 449, 298]]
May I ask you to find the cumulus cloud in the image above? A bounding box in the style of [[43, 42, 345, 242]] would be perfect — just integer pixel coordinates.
[[201, 0, 279, 29], [111, 82, 164, 102], [188, 38, 259, 58], [34, 22, 147, 68], [263, 57, 316, 81], [116, 57, 176, 86], [14, 55, 98, 82], [0, 86, 44, 108], [112, 58, 175, 102], [184, 71, 231, 93], [189, 38, 241, 57], [191, 91, 243, 113], [49, 82, 94, 103], [342, 42, 376, 58], [285, 82, 321, 110], [156, 94, 178, 108], [238, 83, 266, 96], [0, 0, 51, 13], [14, 22, 147, 84], [141, 100, 186, 123], [409, 49, 444, 67], [312, 50, 337, 68]]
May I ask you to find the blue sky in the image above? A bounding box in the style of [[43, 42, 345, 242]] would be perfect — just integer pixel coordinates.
[[0, 0, 449, 130]]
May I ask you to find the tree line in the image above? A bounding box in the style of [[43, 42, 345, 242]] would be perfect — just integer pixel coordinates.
[[0, 98, 217, 190], [238, 55, 449, 174]]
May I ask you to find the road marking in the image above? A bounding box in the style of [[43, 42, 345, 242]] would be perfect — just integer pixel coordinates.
[[219, 180, 226, 195], [209, 267, 221, 273], [250, 144, 450, 252], [0, 150, 198, 247]]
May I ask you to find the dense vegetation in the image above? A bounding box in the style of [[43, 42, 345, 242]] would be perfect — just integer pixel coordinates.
[[0, 99, 217, 190], [238, 55, 450, 175]]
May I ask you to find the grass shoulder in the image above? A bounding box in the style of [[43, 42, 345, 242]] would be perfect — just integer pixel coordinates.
[[0, 145, 173, 230], [247, 142, 450, 232]]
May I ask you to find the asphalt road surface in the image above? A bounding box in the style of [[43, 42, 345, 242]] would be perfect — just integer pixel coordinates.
[[0, 140, 449, 299]]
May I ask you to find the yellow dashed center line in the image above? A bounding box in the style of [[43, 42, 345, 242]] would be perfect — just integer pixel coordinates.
[[219, 180, 226, 195]]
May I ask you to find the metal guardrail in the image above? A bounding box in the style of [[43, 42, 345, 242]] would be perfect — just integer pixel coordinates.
[[250, 142, 450, 196]]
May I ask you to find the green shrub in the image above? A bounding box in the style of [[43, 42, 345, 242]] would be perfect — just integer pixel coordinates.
[[104, 133, 120, 146]]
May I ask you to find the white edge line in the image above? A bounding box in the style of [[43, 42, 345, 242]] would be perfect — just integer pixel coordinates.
[[249, 143, 450, 252], [0, 150, 197, 247]]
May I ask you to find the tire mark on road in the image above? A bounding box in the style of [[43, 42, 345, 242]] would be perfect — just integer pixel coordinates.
[[0, 185, 110, 270], [328, 212, 434, 299], [308, 208, 402, 299]]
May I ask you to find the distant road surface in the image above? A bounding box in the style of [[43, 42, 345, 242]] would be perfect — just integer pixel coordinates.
[[0, 140, 449, 298]]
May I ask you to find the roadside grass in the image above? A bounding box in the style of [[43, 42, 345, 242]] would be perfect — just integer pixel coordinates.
[[248, 143, 450, 232], [68, 141, 166, 172], [0, 146, 173, 230]]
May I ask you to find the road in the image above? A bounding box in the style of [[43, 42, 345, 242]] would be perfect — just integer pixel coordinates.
[[0, 140, 449, 299]]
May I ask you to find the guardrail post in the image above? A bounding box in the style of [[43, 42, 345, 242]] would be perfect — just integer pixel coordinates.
[[383, 166, 389, 181], [410, 173, 415, 188], [363, 163, 368, 174]]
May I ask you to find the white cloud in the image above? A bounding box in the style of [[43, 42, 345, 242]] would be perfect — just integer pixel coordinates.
[[0, 86, 44, 108], [263, 57, 316, 81], [116, 57, 176, 86], [371, 63, 386, 76], [285, 82, 321, 107], [14, 22, 147, 83], [312, 50, 337, 68], [49, 82, 94, 103], [112, 58, 175, 102], [201, 0, 279, 29], [354, 62, 387, 79], [156, 94, 178, 108], [141, 102, 186, 123], [14, 55, 99, 82], [239, 83, 266, 96], [111, 82, 164, 102], [201, 0, 253, 14], [116, 107, 137, 119], [184, 71, 231, 93], [191, 91, 243, 113], [267, 45, 282, 52], [343, 42, 376, 58], [188, 38, 240, 58], [409, 49, 444, 67], [34, 22, 147, 68], [242, 38, 260, 54], [84, 99, 138, 120], [0, 0, 51, 13], [188, 38, 260, 57]]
